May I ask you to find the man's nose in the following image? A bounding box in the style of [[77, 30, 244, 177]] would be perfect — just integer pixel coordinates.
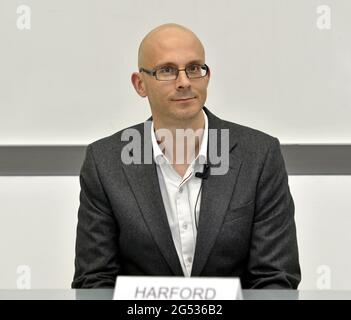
[[176, 70, 191, 90]]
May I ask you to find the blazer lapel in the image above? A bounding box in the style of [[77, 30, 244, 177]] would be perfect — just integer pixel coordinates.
[[121, 122, 183, 276], [191, 107, 243, 276]]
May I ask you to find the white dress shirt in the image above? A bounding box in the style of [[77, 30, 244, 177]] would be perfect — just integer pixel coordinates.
[[151, 110, 208, 277]]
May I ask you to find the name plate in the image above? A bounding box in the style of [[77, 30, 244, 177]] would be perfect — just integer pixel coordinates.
[[113, 276, 242, 300]]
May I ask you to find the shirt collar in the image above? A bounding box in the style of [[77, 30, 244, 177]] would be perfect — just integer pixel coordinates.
[[151, 109, 208, 166]]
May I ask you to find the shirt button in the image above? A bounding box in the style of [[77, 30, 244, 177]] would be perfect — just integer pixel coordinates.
[[179, 187, 183, 193], [182, 223, 188, 230], [187, 257, 192, 263]]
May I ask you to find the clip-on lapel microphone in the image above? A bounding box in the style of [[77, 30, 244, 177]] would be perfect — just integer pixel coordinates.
[[194, 164, 211, 230]]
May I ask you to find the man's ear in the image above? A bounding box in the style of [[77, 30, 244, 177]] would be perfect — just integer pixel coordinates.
[[131, 72, 147, 97], [206, 65, 211, 81]]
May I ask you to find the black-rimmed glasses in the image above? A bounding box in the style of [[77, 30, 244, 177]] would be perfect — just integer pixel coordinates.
[[139, 64, 209, 81]]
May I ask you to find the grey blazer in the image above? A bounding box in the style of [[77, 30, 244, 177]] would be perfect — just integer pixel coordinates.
[[72, 107, 301, 289]]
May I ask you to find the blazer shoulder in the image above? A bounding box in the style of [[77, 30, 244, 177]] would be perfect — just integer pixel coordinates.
[[222, 118, 279, 153], [87, 121, 145, 154], [82, 121, 146, 169]]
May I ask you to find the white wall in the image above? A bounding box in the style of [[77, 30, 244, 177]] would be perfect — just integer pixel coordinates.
[[291, 176, 351, 290], [0, 0, 350, 144], [0, 177, 79, 289], [0, 0, 350, 290]]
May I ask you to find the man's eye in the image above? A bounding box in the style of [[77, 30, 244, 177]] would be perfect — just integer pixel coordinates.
[[187, 65, 201, 72], [159, 67, 175, 73]]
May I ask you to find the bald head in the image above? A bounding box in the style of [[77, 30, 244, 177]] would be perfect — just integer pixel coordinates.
[[131, 23, 210, 127], [138, 23, 205, 69]]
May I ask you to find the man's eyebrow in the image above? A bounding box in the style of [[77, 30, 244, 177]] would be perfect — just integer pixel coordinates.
[[186, 60, 204, 65], [154, 62, 177, 68], [154, 60, 204, 69]]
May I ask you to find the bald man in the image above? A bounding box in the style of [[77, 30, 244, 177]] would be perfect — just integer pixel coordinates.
[[72, 24, 301, 289]]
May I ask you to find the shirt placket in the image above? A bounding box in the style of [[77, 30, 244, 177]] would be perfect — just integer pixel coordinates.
[[176, 171, 196, 276]]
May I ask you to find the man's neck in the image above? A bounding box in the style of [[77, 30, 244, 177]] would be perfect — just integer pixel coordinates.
[[153, 110, 205, 170], [152, 109, 205, 133]]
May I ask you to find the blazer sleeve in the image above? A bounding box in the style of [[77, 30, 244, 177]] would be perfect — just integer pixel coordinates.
[[72, 144, 120, 288], [243, 138, 301, 289]]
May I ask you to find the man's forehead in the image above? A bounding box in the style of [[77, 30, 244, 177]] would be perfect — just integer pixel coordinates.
[[152, 30, 201, 50]]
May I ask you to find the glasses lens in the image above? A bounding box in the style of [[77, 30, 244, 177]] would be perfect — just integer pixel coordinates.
[[156, 66, 178, 80], [186, 64, 207, 78]]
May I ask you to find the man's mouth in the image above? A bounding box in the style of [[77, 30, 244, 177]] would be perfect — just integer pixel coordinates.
[[172, 97, 196, 102]]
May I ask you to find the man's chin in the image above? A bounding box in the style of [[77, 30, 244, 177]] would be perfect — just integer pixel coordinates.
[[170, 104, 202, 120]]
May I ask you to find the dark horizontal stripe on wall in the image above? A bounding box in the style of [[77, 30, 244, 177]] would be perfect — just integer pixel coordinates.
[[0, 146, 87, 176], [0, 145, 351, 176], [281, 145, 351, 175]]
